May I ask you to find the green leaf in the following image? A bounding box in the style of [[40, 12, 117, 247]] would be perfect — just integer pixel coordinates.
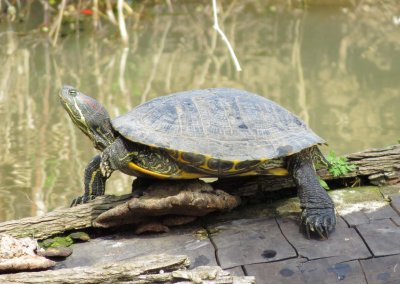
[[318, 177, 330, 190], [326, 150, 357, 177]]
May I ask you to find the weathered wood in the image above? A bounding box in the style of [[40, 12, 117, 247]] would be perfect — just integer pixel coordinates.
[[0, 195, 132, 240], [276, 217, 372, 261], [360, 254, 400, 283], [0, 254, 255, 284], [94, 180, 240, 228], [0, 145, 398, 240], [300, 259, 366, 284], [356, 219, 400, 256], [0, 181, 240, 239], [0, 234, 55, 272], [209, 218, 296, 269], [346, 144, 400, 185]]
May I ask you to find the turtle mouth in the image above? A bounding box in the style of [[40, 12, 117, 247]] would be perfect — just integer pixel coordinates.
[[58, 93, 69, 110], [58, 86, 75, 109], [59, 89, 79, 120], [63, 102, 90, 135]]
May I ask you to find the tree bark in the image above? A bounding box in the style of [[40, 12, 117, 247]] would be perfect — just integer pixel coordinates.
[[346, 144, 400, 184], [0, 145, 398, 240], [0, 254, 255, 283], [0, 194, 132, 240]]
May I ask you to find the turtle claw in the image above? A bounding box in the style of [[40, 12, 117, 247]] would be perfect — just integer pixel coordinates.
[[100, 163, 107, 177], [70, 195, 96, 207], [100, 154, 113, 178], [301, 208, 336, 239]]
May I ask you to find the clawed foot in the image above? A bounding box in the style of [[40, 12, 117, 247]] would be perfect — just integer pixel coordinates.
[[100, 153, 113, 178], [301, 207, 336, 239], [70, 195, 96, 207]]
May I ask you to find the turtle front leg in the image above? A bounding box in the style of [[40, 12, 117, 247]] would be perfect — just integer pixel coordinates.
[[71, 155, 107, 206], [288, 147, 336, 239], [72, 138, 133, 206], [100, 137, 136, 178]]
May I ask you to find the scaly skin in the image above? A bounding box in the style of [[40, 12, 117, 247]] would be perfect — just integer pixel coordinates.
[[71, 155, 106, 206], [288, 147, 336, 238]]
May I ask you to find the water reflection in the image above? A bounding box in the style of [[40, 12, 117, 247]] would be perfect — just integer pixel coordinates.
[[0, 1, 399, 221]]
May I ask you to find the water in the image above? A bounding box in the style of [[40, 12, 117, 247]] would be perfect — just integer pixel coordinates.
[[0, 1, 399, 221]]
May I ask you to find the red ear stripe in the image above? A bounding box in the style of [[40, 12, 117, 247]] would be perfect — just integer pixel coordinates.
[[81, 96, 100, 111]]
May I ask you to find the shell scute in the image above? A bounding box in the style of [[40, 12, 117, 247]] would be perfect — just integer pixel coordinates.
[[112, 88, 325, 161]]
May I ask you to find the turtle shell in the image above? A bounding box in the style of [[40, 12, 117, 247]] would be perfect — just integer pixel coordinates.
[[112, 88, 325, 161]]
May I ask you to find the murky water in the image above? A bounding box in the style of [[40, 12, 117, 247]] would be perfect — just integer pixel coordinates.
[[0, 1, 399, 221]]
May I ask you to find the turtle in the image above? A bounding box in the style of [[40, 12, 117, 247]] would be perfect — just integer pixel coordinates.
[[59, 86, 336, 238]]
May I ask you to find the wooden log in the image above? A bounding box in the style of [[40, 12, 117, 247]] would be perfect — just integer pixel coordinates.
[[0, 254, 255, 283], [0, 194, 132, 240], [0, 145, 398, 239], [346, 144, 400, 185]]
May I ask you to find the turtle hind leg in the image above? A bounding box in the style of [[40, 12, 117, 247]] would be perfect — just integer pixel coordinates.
[[288, 148, 336, 239], [71, 155, 107, 207]]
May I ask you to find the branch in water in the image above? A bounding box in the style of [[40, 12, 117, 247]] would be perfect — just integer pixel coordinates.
[[118, 0, 129, 45], [212, 0, 242, 72]]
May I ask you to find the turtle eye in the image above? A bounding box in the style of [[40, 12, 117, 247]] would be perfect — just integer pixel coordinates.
[[69, 89, 78, 97]]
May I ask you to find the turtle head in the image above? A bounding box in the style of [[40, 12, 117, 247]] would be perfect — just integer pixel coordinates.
[[59, 86, 115, 150]]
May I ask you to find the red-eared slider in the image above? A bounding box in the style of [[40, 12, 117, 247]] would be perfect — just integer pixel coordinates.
[[59, 86, 336, 237]]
